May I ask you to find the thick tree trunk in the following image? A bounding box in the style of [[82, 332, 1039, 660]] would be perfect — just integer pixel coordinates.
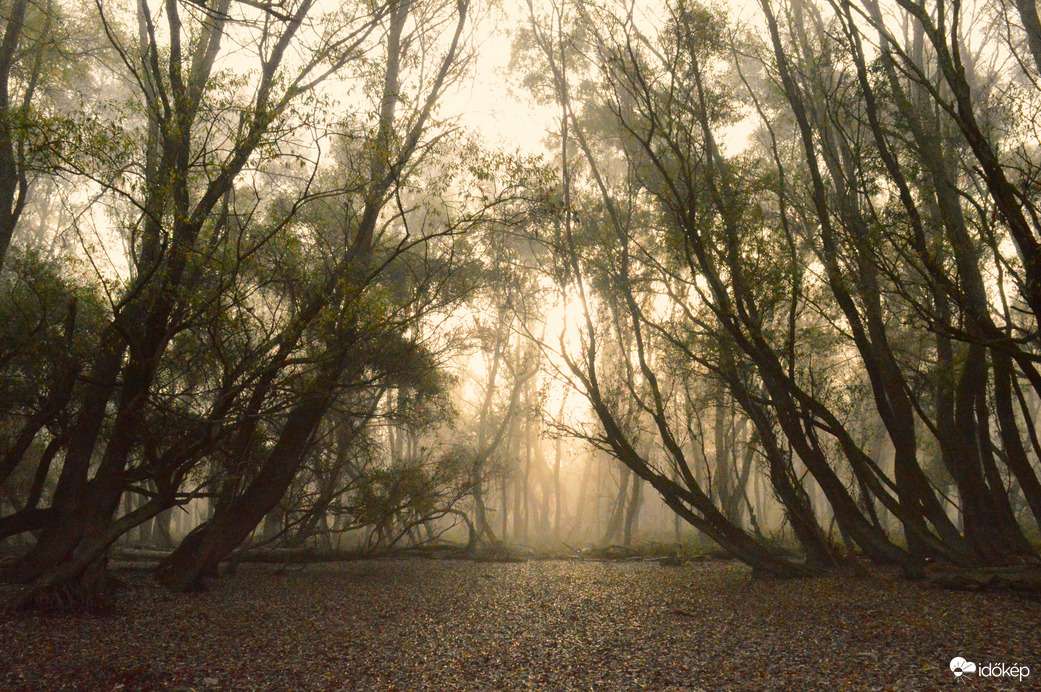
[[993, 353, 1041, 530], [156, 390, 332, 592], [7, 492, 173, 611], [1015, 0, 1041, 76], [727, 376, 839, 568], [0, 0, 29, 273], [945, 346, 1024, 561]]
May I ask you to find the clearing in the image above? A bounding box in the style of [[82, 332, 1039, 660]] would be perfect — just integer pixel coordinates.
[[1, 559, 1038, 690]]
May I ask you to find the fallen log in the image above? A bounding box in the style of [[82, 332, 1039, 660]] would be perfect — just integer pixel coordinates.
[[925, 566, 1041, 593]]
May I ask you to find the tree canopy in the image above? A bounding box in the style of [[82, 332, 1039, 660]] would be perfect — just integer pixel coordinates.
[[2, 0, 1041, 610]]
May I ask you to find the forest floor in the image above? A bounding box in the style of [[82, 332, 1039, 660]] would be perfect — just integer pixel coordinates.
[[1, 558, 1039, 691]]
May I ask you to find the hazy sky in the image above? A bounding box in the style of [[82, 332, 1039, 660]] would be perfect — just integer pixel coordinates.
[[449, 0, 763, 156], [451, 4, 555, 155]]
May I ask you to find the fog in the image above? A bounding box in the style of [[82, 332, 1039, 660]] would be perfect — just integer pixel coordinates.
[[1, 0, 1039, 628]]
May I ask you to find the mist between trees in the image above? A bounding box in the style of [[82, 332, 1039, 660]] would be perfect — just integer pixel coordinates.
[[1, 0, 1041, 611]]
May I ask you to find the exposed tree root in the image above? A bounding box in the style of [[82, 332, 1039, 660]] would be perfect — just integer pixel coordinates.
[[8, 573, 126, 614]]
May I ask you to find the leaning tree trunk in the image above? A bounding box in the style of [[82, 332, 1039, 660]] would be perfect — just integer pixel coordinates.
[[156, 389, 333, 592]]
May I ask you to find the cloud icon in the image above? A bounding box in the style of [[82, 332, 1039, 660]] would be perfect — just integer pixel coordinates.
[[950, 657, 977, 676]]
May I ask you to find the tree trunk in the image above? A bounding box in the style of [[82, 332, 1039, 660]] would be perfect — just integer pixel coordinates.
[[622, 476, 642, 547], [601, 465, 631, 546], [156, 389, 333, 592]]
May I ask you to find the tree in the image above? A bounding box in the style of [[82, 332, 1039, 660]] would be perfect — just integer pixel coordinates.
[[2, 0, 404, 606], [519, 0, 822, 576], [518, 0, 1041, 575]]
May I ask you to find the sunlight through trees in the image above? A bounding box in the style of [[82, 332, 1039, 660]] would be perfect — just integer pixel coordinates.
[[2, 0, 1041, 612]]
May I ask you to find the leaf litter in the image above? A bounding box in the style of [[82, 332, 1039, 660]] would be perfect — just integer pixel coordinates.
[[1, 559, 1038, 690]]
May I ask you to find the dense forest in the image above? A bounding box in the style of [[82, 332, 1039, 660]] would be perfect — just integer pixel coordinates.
[[2, 0, 1041, 613]]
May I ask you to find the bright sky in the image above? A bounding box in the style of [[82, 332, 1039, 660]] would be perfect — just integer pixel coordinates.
[[79, 0, 768, 284], [450, 3, 555, 155], [447, 0, 763, 157]]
